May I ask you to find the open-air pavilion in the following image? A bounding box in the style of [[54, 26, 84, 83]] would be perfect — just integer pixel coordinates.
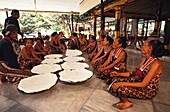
[[0, 0, 170, 112]]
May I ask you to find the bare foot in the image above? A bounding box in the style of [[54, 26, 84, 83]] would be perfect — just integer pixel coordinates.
[[116, 102, 133, 109]]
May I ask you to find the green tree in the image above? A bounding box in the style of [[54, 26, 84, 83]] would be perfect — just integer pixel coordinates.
[[0, 23, 3, 34]]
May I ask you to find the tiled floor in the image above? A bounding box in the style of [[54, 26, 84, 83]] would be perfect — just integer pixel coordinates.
[[0, 49, 170, 112]]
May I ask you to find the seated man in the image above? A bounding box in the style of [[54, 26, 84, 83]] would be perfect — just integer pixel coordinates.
[[0, 24, 20, 69]]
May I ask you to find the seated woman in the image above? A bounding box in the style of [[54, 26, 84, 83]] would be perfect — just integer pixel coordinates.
[[68, 32, 80, 49], [58, 32, 67, 50], [98, 37, 127, 81], [34, 38, 48, 58], [82, 35, 97, 54], [50, 32, 62, 54], [89, 35, 105, 61], [79, 34, 88, 51], [44, 35, 52, 54], [18, 38, 42, 70], [91, 36, 113, 69], [108, 39, 164, 109]]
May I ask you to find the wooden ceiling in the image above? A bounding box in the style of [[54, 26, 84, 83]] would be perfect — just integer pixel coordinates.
[[87, 0, 170, 20]]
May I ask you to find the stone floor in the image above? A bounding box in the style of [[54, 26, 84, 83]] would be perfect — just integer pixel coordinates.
[[0, 49, 170, 112]]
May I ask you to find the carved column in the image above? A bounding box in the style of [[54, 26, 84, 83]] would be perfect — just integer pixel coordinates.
[[92, 15, 97, 36], [100, 0, 105, 35], [114, 6, 122, 38]]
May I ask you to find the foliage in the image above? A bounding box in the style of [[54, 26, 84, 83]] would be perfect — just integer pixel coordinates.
[[19, 13, 91, 34]]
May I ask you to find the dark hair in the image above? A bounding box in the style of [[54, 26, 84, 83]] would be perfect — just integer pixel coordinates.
[[51, 32, 57, 37], [90, 36, 96, 41], [117, 37, 126, 48], [44, 35, 50, 40], [24, 38, 34, 45], [106, 36, 113, 45], [148, 39, 165, 57], [59, 32, 63, 35], [11, 9, 19, 15], [101, 35, 105, 39], [35, 38, 41, 41], [72, 32, 77, 37], [38, 32, 41, 35]]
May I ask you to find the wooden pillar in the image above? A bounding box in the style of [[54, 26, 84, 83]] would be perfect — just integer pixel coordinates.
[[92, 15, 97, 36], [114, 6, 122, 38], [141, 19, 145, 37], [145, 20, 149, 38], [120, 18, 123, 36], [131, 19, 139, 36], [153, 0, 163, 37], [100, 0, 105, 35], [71, 12, 74, 33], [164, 19, 170, 55], [107, 22, 110, 29], [123, 17, 127, 37]]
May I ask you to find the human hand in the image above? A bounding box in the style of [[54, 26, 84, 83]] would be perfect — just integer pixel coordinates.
[[112, 82, 122, 91], [98, 67, 105, 72], [110, 71, 119, 77]]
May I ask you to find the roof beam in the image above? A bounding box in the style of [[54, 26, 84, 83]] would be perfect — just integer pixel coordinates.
[[94, 0, 134, 15], [0, 9, 79, 15]]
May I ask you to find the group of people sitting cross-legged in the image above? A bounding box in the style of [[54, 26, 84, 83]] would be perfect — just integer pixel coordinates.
[[0, 22, 165, 110], [88, 34, 164, 110]]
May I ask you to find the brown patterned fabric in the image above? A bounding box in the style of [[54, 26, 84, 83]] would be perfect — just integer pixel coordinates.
[[92, 57, 107, 69], [109, 66, 160, 99], [18, 58, 39, 70]]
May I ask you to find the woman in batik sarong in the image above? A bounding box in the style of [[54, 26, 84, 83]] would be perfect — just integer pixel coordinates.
[[88, 35, 105, 61], [34, 38, 48, 59], [97, 37, 127, 82], [108, 39, 164, 109], [79, 34, 88, 51], [18, 38, 41, 70], [82, 36, 97, 54], [68, 32, 80, 49], [50, 32, 62, 54], [44, 35, 52, 54], [91, 36, 113, 69]]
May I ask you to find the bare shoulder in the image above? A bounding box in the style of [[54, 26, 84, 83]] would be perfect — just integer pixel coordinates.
[[154, 58, 162, 66]]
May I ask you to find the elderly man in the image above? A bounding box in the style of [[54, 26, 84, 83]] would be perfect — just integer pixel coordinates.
[[0, 24, 20, 69]]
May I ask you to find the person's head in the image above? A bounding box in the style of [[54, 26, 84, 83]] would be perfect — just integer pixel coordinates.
[[98, 35, 105, 42], [141, 39, 165, 58], [72, 32, 77, 37], [24, 38, 34, 47], [51, 32, 58, 37], [38, 32, 41, 37], [89, 36, 96, 43], [35, 38, 42, 45], [103, 36, 113, 45], [11, 9, 20, 19], [113, 37, 126, 49], [44, 35, 50, 40], [59, 32, 64, 36], [4, 24, 18, 40]]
